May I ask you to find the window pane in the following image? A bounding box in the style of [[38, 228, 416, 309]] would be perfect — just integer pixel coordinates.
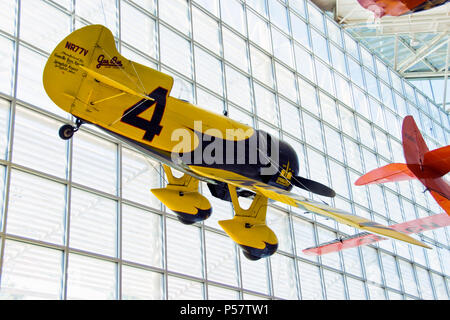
[[70, 188, 118, 257], [168, 276, 204, 300], [269, 0, 289, 33], [7, 169, 66, 244], [166, 218, 203, 278], [0, 99, 11, 160], [254, 83, 277, 124], [122, 204, 162, 267], [160, 26, 192, 78], [290, 13, 309, 49], [223, 27, 248, 73], [247, 10, 271, 52], [121, 265, 163, 300], [0, 35, 15, 96], [346, 277, 366, 299], [324, 125, 344, 163], [298, 261, 323, 299], [75, 0, 117, 36], [72, 130, 118, 194], [298, 78, 319, 114], [194, 46, 223, 95], [292, 216, 317, 262], [307, 3, 324, 34], [13, 106, 68, 178], [121, 1, 157, 58], [294, 44, 314, 82], [0, 0, 16, 35], [225, 66, 252, 111], [362, 246, 382, 285], [240, 251, 269, 294], [220, 0, 245, 35], [196, 87, 224, 114], [20, 0, 70, 53], [0, 165, 5, 230], [275, 63, 297, 102], [368, 283, 386, 300], [195, 0, 219, 16], [16, 46, 65, 117], [122, 147, 161, 208], [250, 46, 273, 87], [271, 253, 298, 299], [303, 114, 323, 151], [310, 28, 328, 63], [323, 269, 346, 300], [431, 273, 448, 300], [267, 207, 292, 253], [416, 267, 434, 299], [279, 98, 301, 138], [192, 6, 221, 54], [205, 231, 238, 286], [207, 285, 239, 300], [381, 253, 401, 291], [160, 0, 190, 35], [271, 27, 293, 67], [67, 254, 116, 300], [0, 240, 63, 299]]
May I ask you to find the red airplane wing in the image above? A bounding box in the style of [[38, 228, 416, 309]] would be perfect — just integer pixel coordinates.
[[303, 213, 450, 255], [423, 145, 450, 177], [354, 163, 416, 186]]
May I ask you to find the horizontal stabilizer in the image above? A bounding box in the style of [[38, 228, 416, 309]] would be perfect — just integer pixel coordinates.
[[78, 65, 154, 101], [423, 145, 450, 177], [303, 213, 450, 255], [430, 191, 450, 216], [355, 163, 415, 186]]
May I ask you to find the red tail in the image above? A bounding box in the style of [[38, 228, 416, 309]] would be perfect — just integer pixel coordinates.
[[402, 115, 429, 176]]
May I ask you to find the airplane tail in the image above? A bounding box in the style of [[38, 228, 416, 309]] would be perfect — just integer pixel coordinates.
[[402, 115, 429, 174], [43, 25, 173, 117], [356, 115, 450, 186]]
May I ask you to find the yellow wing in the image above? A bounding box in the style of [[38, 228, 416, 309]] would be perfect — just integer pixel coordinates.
[[189, 166, 431, 249]]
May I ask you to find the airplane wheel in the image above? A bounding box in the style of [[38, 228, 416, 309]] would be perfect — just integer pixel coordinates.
[[59, 124, 75, 140], [242, 250, 261, 261]]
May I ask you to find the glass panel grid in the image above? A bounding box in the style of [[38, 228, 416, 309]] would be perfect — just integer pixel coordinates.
[[0, 0, 446, 300]]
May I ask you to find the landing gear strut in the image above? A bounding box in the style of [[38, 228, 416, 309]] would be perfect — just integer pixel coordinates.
[[59, 118, 83, 140]]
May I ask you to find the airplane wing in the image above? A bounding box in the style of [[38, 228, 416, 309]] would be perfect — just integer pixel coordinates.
[[354, 163, 416, 186], [303, 212, 450, 256], [188, 166, 431, 249]]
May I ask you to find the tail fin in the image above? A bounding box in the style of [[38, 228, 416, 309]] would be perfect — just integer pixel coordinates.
[[355, 163, 416, 185], [402, 115, 429, 173], [43, 25, 173, 115]]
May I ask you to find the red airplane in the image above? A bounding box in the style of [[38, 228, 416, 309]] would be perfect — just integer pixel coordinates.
[[303, 212, 450, 255], [357, 0, 449, 18], [355, 115, 450, 216]]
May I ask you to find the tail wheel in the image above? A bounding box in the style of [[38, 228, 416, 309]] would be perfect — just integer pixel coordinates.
[[59, 124, 75, 140]]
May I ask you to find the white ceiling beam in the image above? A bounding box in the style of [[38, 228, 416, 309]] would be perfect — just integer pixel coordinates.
[[396, 36, 438, 72], [402, 71, 450, 78], [397, 33, 448, 73]]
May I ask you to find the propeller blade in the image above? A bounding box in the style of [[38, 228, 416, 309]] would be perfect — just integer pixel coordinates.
[[292, 176, 336, 198]]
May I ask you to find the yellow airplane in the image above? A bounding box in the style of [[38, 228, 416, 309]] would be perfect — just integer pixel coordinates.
[[43, 25, 430, 260]]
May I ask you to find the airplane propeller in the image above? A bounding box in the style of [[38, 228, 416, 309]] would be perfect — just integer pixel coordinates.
[[292, 176, 336, 198]]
